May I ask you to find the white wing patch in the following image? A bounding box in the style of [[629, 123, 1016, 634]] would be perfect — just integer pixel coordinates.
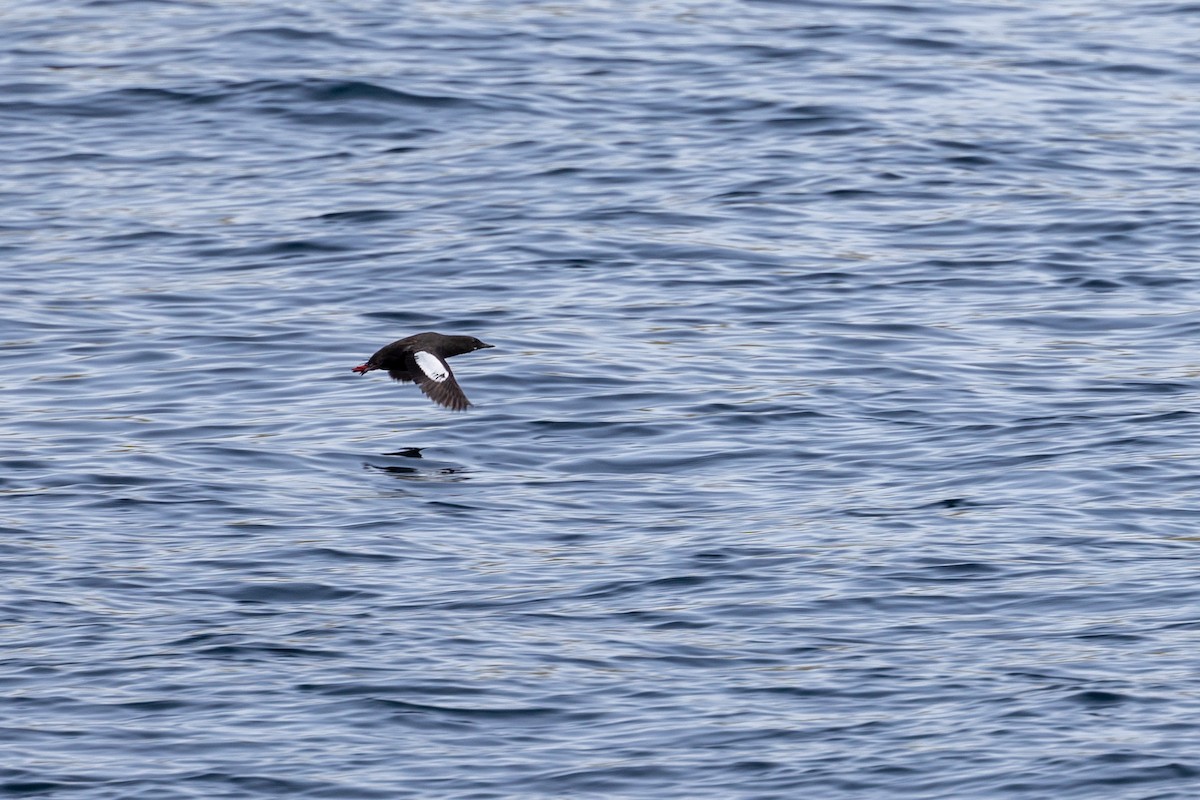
[[414, 351, 449, 383]]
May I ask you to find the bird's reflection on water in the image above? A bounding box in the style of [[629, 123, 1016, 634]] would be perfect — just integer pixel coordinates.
[[382, 448, 425, 459], [363, 448, 471, 482]]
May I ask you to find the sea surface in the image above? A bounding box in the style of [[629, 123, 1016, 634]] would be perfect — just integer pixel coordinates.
[[3, 1, 1200, 797]]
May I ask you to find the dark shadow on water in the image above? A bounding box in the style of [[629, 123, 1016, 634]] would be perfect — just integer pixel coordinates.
[[364, 448, 470, 482], [382, 448, 424, 458], [364, 463, 470, 482]]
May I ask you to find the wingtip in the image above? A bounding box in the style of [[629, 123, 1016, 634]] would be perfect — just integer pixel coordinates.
[[436, 396, 471, 412]]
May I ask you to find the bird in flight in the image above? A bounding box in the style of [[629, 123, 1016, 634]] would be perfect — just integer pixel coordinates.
[[352, 332, 494, 411]]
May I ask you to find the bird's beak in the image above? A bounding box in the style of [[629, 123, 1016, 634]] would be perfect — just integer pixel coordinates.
[[478, 342, 495, 349]]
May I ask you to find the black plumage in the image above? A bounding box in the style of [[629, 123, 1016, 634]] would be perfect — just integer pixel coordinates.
[[352, 332, 493, 411]]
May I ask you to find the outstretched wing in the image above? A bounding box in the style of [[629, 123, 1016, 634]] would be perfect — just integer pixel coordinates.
[[386, 367, 415, 383], [407, 350, 471, 410]]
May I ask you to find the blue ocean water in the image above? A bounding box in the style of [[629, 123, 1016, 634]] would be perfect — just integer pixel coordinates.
[[3, 0, 1200, 797]]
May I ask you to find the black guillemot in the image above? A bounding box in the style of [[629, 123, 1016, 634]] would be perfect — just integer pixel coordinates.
[[351, 332, 493, 411]]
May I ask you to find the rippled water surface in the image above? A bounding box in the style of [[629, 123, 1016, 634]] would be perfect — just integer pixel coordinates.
[[4, 0, 1200, 797]]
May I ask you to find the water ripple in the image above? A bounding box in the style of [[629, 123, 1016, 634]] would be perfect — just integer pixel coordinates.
[[2, 0, 1200, 798]]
